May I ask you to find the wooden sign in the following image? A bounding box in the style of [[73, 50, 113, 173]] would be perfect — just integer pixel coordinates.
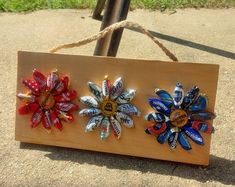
[[15, 51, 219, 165]]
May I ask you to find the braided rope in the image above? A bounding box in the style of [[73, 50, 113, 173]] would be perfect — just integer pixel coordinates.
[[50, 20, 178, 62]]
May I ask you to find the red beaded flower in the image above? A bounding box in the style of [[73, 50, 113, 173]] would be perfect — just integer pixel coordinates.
[[17, 69, 78, 131]]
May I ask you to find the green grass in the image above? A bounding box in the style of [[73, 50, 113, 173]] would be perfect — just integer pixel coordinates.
[[0, 0, 235, 12], [0, 0, 97, 12], [132, 0, 235, 10]]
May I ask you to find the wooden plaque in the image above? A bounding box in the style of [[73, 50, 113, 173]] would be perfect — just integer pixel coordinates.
[[15, 51, 219, 165]]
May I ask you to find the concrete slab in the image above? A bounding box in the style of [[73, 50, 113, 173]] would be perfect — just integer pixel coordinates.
[[0, 9, 234, 186]]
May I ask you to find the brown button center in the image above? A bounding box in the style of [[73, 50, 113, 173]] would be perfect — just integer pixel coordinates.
[[101, 99, 117, 117], [38, 91, 55, 110], [170, 109, 188, 127]]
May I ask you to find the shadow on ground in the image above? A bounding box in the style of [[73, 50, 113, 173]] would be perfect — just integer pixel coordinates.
[[129, 28, 235, 60], [93, 16, 235, 60], [20, 143, 235, 185]]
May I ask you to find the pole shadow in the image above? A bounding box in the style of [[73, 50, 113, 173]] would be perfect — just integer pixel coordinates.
[[20, 142, 235, 185], [128, 27, 235, 60]]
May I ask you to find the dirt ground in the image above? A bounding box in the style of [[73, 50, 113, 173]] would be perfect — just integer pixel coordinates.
[[0, 9, 234, 186]]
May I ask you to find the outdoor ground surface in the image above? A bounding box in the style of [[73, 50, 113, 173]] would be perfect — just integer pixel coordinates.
[[1, 0, 235, 12], [0, 9, 234, 186]]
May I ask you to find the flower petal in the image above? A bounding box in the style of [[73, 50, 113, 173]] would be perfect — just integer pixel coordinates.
[[47, 70, 60, 90], [168, 132, 179, 150], [145, 122, 167, 135], [54, 90, 77, 102], [173, 83, 184, 107], [188, 94, 208, 112], [148, 98, 171, 116], [110, 116, 121, 139], [55, 103, 79, 112], [22, 79, 39, 96], [31, 108, 43, 128], [79, 108, 101, 117], [50, 110, 63, 130], [87, 82, 103, 101], [47, 70, 59, 91], [100, 117, 110, 140], [155, 89, 173, 108], [42, 111, 53, 129], [33, 69, 47, 90], [85, 115, 104, 132], [115, 89, 136, 104], [183, 125, 204, 145], [55, 109, 74, 123], [189, 111, 216, 121], [157, 126, 172, 144], [80, 96, 98, 108], [102, 76, 111, 97], [115, 112, 133, 128], [18, 103, 39, 115], [17, 93, 36, 103], [144, 112, 166, 122], [110, 77, 123, 99], [182, 86, 199, 109], [191, 120, 214, 134], [178, 131, 192, 150], [53, 76, 69, 95], [117, 104, 141, 116]]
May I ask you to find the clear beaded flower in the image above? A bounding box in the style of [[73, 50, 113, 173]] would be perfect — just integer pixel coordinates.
[[145, 83, 216, 150], [79, 76, 140, 140], [17, 69, 78, 131]]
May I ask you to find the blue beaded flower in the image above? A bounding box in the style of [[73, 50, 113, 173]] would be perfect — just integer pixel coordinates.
[[145, 83, 216, 150]]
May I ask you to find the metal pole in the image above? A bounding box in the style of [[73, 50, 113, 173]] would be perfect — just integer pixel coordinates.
[[94, 0, 130, 57], [92, 0, 106, 20]]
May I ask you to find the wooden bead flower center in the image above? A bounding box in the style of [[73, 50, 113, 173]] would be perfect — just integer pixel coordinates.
[[101, 99, 117, 117], [170, 109, 188, 127], [38, 91, 55, 110]]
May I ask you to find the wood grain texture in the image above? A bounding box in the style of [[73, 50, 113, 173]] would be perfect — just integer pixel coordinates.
[[15, 51, 219, 165]]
